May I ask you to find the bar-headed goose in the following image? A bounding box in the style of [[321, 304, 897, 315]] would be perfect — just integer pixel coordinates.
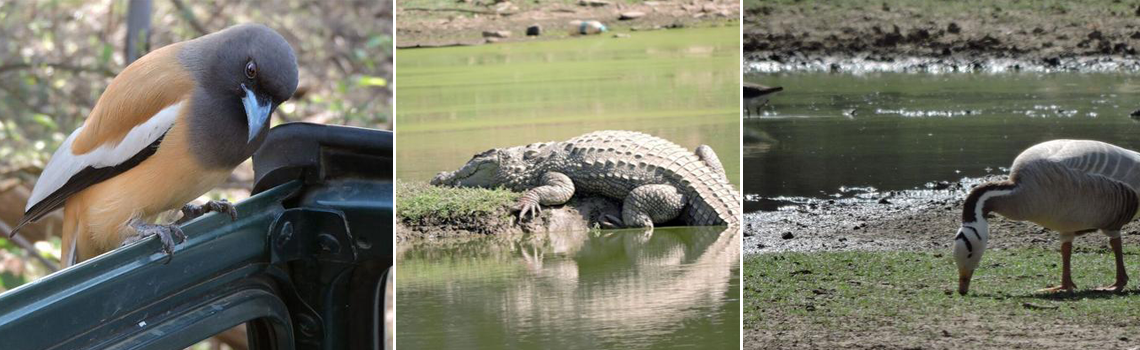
[[955, 139, 1140, 295]]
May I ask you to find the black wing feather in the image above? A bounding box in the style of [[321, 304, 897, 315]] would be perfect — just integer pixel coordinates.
[[10, 133, 166, 237]]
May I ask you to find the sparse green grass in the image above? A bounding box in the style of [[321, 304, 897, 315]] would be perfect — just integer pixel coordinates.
[[746, 248, 1140, 331], [744, 0, 1135, 15], [396, 180, 520, 223]]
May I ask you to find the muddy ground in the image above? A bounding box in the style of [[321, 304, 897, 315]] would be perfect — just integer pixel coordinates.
[[744, 175, 1140, 255], [396, 196, 622, 241], [746, 310, 1140, 350], [396, 0, 738, 47], [745, 1, 1140, 72], [744, 175, 1140, 350]]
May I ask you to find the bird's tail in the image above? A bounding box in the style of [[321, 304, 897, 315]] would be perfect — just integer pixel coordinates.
[[60, 204, 79, 267], [9, 216, 32, 238]]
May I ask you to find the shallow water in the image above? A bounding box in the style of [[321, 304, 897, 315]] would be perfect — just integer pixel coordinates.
[[396, 227, 740, 349], [396, 25, 740, 186], [745, 72, 1140, 212]]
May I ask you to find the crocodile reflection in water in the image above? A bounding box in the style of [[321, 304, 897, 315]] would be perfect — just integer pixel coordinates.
[[397, 227, 739, 348]]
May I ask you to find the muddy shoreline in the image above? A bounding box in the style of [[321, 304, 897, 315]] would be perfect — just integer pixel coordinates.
[[745, 2, 1140, 73], [744, 175, 1140, 255], [397, 0, 738, 48], [397, 196, 622, 241]]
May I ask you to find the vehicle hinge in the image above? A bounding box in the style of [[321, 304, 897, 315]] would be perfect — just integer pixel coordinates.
[[268, 208, 358, 264]]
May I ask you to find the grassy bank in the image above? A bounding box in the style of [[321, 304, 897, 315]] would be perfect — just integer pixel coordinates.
[[746, 248, 1140, 347], [396, 180, 519, 224]]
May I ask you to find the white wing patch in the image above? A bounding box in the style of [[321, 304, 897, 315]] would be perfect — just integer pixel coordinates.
[[25, 103, 181, 212]]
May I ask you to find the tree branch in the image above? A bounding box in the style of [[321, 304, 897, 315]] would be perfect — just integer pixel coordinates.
[[170, 0, 209, 35], [0, 219, 60, 273]]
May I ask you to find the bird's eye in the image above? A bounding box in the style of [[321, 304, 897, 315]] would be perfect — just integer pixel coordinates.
[[245, 61, 257, 79]]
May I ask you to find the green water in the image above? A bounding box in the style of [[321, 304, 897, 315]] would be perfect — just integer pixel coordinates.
[[745, 72, 1140, 212], [395, 26, 741, 349], [396, 227, 740, 349], [396, 25, 740, 186]]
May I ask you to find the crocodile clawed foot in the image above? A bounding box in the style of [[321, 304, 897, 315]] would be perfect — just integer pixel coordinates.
[[600, 214, 623, 229], [123, 222, 187, 264], [178, 199, 237, 224], [514, 199, 542, 222]]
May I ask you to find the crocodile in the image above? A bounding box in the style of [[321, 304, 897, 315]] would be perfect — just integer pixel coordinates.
[[430, 130, 741, 228]]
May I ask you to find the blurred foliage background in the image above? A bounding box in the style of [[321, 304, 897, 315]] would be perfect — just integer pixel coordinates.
[[0, 0, 392, 291]]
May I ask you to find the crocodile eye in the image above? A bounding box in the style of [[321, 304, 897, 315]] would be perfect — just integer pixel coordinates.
[[245, 60, 257, 79]]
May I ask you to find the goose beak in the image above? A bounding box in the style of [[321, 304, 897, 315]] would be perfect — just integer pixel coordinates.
[[958, 269, 973, 295], [241, 83, 272, 143]]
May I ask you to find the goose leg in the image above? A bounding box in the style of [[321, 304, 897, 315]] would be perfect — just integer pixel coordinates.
[[1039, 239, 1077, 293], [1094, 236, 1128, 292]]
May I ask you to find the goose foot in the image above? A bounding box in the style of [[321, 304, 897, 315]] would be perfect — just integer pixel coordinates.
[[1036, 283, 1077, 294], [1093, 283, 1127, 293]]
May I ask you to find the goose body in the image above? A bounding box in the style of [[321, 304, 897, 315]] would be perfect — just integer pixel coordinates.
[[992, 140, 1140, 231], [955, 139, 1140, 295]]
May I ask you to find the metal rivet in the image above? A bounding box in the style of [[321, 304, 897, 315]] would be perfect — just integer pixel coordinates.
[[276, 221, 293, 248], [298, 313, 320, 337], [318, 233, 340, 254], [355, 237, 372, 250]]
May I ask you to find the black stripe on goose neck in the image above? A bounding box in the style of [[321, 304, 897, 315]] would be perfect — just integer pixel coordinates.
[[962, 181, 1016, 223]]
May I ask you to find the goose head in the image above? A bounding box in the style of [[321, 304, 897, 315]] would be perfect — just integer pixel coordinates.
[[953, 220, 990, 295]]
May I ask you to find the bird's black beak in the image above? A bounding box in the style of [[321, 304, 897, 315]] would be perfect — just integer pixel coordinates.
[[241, 83, 272, 143]]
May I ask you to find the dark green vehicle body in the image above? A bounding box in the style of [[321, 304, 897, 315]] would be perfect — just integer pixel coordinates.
[[0, 123, 393, 350]]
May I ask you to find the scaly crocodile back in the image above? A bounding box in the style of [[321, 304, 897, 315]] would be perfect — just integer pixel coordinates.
[[544, 130, 741, 226]]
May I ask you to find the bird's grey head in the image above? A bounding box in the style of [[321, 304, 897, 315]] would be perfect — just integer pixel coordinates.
[[185, 23, 299, 144], [953, 220, 989, 295], [430, 143, 551, 188]]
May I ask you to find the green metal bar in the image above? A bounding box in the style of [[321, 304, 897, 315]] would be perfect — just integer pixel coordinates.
[[0, 181, 302, 350]]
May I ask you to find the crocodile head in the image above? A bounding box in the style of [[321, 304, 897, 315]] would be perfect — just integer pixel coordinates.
[[432, 143, 552, 189], [431, 148, 517, 188]]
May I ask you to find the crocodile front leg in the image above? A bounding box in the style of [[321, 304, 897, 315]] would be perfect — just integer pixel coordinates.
[[515, 172, 575, 221], [695, 145, 727, 182], [609, 184, 686, 228]]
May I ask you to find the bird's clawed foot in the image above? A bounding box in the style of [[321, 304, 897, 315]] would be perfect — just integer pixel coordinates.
[[1037, 282, 1077, 294], [1094, 278, 1128, 293], [123, 222, 186, 264], [178, 199, 238, 224]]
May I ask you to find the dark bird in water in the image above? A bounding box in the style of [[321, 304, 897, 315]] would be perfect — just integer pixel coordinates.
[[743, 82, 783, 99], [743, 82, 782, 117]]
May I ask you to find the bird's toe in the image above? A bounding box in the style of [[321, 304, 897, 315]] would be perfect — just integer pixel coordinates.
[[1093, 284, 1127, 293], [127, 222, 185, 264], [210, 199, 238, 221], [1036, 284, 1077, 294]]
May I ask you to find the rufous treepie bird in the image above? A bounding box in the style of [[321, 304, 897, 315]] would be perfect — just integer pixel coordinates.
[[10, 24, 298, 267]]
